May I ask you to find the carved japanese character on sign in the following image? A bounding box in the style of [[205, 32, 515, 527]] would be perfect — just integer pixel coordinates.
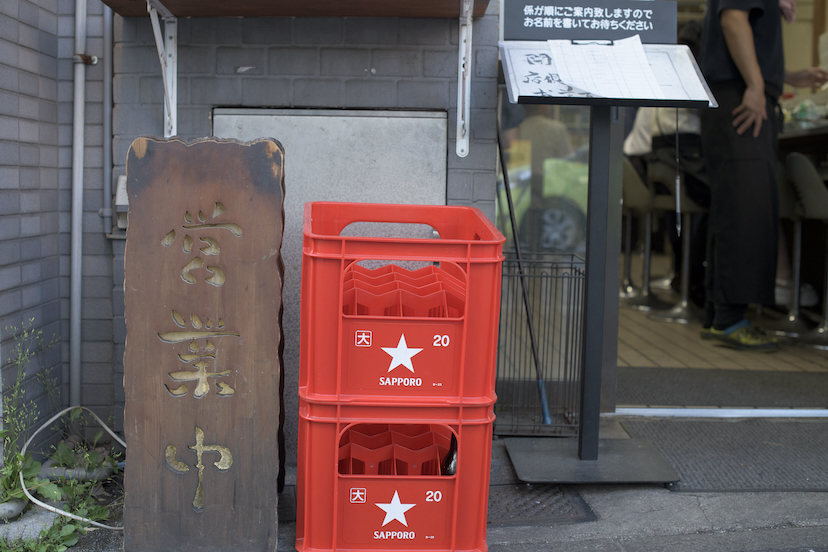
[[165, 427, 233, 512], [158, 309, 238, 398], [161, 202, 242, 287]]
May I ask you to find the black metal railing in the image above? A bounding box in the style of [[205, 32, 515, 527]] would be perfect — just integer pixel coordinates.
[[495, 253, 585, 436]]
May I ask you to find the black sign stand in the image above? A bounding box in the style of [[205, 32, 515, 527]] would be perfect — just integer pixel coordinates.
[[498, 27, 714, 481], [581, 101, 705, 462]]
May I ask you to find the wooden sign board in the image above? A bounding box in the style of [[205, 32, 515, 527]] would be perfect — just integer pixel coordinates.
[[123, 137, 285, 552]]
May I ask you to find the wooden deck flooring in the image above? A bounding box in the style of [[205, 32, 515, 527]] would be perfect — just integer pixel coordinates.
[[618, 306, 828, 372], [617, 254, 828, 373]]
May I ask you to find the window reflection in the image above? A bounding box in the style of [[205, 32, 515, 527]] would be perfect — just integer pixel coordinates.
[[497, 90, 590, 254]]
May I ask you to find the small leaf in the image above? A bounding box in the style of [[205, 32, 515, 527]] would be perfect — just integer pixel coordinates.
[[22, 460, 41, 479], [87, 451, 100, 467], [37, 482, 62, 501], [87, 504, 109, 521]]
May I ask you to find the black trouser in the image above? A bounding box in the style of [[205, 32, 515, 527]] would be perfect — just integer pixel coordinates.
[[700, 80, 779, 329]]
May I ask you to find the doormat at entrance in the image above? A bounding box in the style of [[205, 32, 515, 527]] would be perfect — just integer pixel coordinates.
[[622, 419, 828, 491], [487, 484, 596, 526], [617, 367, 828, 408]]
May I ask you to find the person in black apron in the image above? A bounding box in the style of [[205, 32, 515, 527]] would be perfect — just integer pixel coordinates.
[[699, 0, 827, 350]]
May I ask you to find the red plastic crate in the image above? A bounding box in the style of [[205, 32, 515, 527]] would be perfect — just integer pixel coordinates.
[[300, 202, 505, 404], [295, 399, 494, 552], [342, 264, 466, 318]]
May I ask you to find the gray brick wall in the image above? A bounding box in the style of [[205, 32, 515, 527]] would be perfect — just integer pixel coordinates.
[[2, 0, 115, 456], [0, 0, 67, 456], [112, 7, 500, 217], [111, 3, 501, 465]]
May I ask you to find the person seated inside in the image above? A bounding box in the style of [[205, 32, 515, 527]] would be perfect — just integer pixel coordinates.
[[623, 21, 710, 306], [623, 103, 710, 307]]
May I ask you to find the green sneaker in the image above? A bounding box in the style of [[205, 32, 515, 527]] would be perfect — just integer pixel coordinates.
[[700, 326, 721, 340], [712, 320, 778, 352]]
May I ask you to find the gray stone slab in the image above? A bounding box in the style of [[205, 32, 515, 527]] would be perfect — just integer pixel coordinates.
[[504, 438, 679, 484], [0, 505, 58, 542]]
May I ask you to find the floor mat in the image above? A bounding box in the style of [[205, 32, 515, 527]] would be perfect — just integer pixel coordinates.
[[617, 367, 828, 408], [622, 418, 828, 491], [487, 484, 595, 526]]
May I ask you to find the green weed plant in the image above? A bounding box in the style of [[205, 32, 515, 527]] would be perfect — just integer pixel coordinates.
[[48, 410, 118, 473], [1, 320, 61, 505], [0, 321, 120, 551]]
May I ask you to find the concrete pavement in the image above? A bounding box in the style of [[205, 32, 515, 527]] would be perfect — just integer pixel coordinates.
[[4, 416, 828, 552]]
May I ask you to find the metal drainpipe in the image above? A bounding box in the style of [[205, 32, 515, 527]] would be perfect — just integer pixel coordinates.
[[102, 6, 113, 236], [70, 0, 88, 407]]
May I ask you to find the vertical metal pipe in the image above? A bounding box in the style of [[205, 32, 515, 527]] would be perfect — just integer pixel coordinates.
[[70, 0, 88, 407], [821, 226, 828, 326], [102, 6, 113, 235], [642, 212, 653, 291], [791, 220, 802, 316], [679, 212, 692, 305], [622, 210, 633, 284]]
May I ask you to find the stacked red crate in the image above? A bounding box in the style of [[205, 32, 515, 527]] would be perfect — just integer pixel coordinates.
[[297, 202, 505, 552]]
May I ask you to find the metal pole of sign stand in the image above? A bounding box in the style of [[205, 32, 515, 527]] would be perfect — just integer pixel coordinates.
[[578, 105, 606, 460]]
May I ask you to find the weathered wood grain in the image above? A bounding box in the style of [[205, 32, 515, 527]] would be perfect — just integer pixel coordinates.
[[123, 137, 285, 552]]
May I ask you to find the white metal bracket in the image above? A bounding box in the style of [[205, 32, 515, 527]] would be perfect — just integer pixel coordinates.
[[147, 0, 177, 137], [455, 0, 473, 157]]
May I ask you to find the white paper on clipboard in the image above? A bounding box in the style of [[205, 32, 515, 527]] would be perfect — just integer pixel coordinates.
[[499, 38, 716, 106], [547, 35, 665, 100]]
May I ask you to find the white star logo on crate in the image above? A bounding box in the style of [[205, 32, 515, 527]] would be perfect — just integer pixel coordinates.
[[375, 490, 416, 527], [381, 334, 423, 373]]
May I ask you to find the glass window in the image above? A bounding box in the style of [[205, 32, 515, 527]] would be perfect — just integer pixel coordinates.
[[496, 88, 590, 254]]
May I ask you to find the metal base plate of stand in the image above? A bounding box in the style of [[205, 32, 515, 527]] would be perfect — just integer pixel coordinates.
[[622, 291, 673, 311], [504, 437, 679, 484], [765, 314, 816, 338], [619, 280, 641, 300], [648, 300, 703, 324], [797, 325, 828, 349], [650, 273, 675, 290]]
